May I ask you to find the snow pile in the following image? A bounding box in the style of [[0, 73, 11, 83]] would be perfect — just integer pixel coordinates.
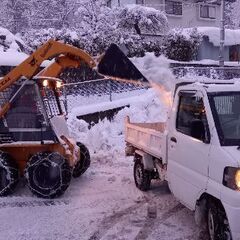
[[68, 89, 167, 160], [197, 27, 240, 46]]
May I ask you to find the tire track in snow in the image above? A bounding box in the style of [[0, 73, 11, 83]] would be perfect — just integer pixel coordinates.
[[0, 199, 70, 209], [134, 203, 184, 240], [88, 200, 146, 240]]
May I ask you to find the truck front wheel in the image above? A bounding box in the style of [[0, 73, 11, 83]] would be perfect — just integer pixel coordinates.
[[0, 151, 19, 196], [207, 201, 232, 240], [25, 152, 72, 198], [134, 158, 151, 191]]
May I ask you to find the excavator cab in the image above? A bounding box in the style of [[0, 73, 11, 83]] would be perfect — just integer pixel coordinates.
[[1, 77, 65, 143]]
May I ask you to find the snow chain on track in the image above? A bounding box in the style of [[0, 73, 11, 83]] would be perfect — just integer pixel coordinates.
[[24, 152, 72, 198]]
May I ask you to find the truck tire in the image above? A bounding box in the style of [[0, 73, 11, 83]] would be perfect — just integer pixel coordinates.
[[0, 151, 19, 196], [207, 201, 232, 240], [134, 158, 151, 191], [72, 142, 90, 178], [25, 152, 72, 198]]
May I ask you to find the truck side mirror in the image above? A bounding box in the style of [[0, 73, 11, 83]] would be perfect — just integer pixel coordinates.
[[190, 119, 206, 142]]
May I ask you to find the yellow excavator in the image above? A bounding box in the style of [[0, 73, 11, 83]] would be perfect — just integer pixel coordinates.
[[0, 39, 147, 198]]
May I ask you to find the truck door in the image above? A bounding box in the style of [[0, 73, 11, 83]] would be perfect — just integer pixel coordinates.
[[168, 91, 210, 210]]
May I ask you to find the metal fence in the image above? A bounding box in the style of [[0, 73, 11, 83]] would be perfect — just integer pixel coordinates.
[[64, 78, 148, 101], [172, 65, 240, 80]]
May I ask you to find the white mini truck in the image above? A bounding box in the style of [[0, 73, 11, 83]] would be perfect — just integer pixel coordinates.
[[125, 80, 240, 240]]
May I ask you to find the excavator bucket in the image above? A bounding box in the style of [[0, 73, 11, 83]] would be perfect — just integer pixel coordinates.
[[97, 44, 148, 84]]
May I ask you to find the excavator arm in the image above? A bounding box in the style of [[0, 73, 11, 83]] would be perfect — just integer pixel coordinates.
[[0, 40, 96, 117], [0, 39, 96, 92]]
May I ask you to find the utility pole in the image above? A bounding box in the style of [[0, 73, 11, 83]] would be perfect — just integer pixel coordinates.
[[219, 0, 225, 67]]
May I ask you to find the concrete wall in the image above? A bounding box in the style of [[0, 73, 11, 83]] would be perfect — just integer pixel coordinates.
[[197, 37, 229, 61], [110, 0, 221, 29]]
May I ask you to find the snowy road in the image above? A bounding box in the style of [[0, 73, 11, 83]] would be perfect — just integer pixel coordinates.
[[0, 153, 205, 240]]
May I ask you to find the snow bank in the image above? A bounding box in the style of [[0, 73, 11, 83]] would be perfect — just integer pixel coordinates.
[[0, 51, 29, 66], [71, 93, 144, 116], [68, 89, 167, 159]]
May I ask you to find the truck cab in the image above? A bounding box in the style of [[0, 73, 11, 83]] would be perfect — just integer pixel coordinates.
[[125, 80, 240, 240], [168, 81, 240, 240]]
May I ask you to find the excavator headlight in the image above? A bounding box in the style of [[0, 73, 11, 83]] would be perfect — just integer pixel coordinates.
[[42, 79, 49, 87], [56, 81, 62, 89]]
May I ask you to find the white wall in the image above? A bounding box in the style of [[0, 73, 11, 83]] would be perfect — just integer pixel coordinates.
[[167, 2, 221, 28]]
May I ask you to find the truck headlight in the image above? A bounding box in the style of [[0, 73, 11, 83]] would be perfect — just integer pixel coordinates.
[[223, 167, 240, 190]]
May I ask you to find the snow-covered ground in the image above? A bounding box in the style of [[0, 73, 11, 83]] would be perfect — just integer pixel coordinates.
[[0, 88, 206, 240], [0, 153, 200, 240]]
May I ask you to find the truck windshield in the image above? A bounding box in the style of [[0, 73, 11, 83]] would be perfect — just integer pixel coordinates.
[[208, 92, 240, 146]]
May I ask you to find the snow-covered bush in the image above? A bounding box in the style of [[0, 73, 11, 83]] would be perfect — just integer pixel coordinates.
[[118, 4, 168, 35], [164, 28, 202, 61], [116, 5, 168, 57], [21, 1, 169, 57], [21, 28, 81, 51], [71, 0, 121, 55]]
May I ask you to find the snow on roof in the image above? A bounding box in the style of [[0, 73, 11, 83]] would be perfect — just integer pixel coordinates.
[[0, 51, 28, 66], [197, 27, 240, 46], [0, 51, 50, 67], [125, 3, 164, 14]]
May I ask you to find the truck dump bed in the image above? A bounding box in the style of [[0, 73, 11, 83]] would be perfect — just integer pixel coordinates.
[[125, 116, 168, 163]]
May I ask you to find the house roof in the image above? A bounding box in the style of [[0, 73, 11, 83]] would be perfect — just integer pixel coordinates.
[[198, 27, 240, 46]]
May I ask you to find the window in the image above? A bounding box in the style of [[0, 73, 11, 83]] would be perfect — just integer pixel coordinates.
[[107, 0, 111, 8], [209, 92, 240, 146], [200, 5, 216, 19], [165, 0, 182, 16], [176, 93, 208, 141]]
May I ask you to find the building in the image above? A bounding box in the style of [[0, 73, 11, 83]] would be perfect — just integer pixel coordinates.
[[196, 27, 240, 62], [108, 0, 222, 28]]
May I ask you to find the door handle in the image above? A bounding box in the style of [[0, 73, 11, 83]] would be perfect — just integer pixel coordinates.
[[170, 137, 177, 143]]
